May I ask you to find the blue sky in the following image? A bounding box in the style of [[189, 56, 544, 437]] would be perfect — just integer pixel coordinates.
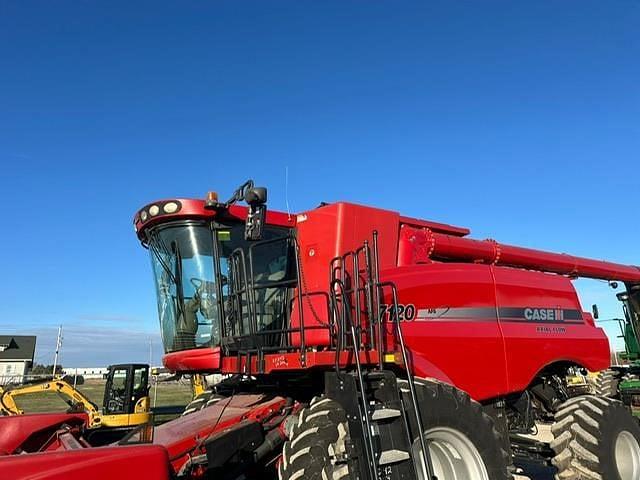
[[1, 1, 638, 367]]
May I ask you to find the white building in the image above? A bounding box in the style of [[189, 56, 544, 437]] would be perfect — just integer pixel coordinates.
[[61, 367, 110, 379], [0, 336, 36, 385]]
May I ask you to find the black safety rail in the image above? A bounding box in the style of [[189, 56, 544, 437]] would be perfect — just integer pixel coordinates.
[[219, 227, 435, 478], [220, 233, 332, 372], [330, 277, 380, 480], [329, 241, 378, 354], [329, 231, 435, 480], [378, 280, 435, 479]]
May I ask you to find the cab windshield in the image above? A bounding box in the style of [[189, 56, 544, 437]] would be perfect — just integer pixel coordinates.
[[148, 222, 218, 353], [147, 221, 293, 353]]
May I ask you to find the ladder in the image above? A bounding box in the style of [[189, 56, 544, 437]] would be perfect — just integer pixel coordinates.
[[328, 231, 436, 480]]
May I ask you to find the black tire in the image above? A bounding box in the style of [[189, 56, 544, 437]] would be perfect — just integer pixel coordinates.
[[595, 369, 621, 398], [551, 395, 640, 480], [398, 378, 512, 480], [182, 390, 225, 416], [279, 397, 353, 480]]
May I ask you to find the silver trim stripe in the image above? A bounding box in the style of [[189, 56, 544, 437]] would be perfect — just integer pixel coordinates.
[[415, 307, 583, 324]]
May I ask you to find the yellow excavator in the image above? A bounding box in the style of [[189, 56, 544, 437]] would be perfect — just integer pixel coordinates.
[[0, 363, 151, 430], [190, 372, 208, 398]]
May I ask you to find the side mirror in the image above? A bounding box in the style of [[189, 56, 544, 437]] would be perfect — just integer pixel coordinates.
[[204, 180, 269, 241], [245, 187, 267, 241], [617, 292, 629, 302], [592, 304, 599, 320], [245, 187, 267, 206]]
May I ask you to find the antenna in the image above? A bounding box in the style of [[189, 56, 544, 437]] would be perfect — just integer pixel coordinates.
[[52, 325, 63, 377], [285, 166, 291, 219]]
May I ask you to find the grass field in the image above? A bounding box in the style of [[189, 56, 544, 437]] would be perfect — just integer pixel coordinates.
[[11, 378, 193, 413]]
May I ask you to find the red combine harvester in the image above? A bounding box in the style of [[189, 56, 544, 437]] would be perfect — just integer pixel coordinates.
[[2, 180, 640, 480]]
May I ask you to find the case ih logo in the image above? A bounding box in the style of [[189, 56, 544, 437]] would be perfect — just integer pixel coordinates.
[[413, 306, 583, 324], [524, 308, 564, 322]]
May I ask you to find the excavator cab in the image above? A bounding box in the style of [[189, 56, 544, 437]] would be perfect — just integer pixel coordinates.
[[0, 362, 152, 439], [103, 364, 150, 421]]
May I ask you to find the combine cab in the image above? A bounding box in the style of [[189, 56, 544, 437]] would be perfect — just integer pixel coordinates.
[[595, 287, 640, 416], [2, 180, 640, 480]]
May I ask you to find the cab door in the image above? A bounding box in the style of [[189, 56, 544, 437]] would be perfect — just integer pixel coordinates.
[[103, 365, 151, 427], [103, 366, 132, 415], [131, 365, 150, 412]]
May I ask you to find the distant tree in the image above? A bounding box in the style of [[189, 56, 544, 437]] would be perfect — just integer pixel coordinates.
[[30, 363, 63, 375]]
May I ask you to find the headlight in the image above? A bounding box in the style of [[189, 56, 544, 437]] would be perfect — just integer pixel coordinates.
[[164, 202, 179, 214]]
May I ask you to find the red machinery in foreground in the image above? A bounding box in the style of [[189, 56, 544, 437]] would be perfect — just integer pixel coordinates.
[[2, 180, 640, 480]]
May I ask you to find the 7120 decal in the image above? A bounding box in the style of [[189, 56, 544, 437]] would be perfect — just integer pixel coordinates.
[[379, 303, 416, 322]]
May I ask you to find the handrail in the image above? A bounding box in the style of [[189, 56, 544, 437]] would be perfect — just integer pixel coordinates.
[[331, 278, 380, 480], [224, 234, 325, 368], [228, 248, 251, 337], [372, 231, 384, 369], [380, 281, 435, 479], [292, 238, 306, 365]]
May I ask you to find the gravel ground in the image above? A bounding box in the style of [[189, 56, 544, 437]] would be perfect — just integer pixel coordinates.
[[514, 424, 555, 480], [515, 462, 555, 480]]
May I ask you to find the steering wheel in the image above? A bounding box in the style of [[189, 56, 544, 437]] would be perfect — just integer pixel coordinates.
[[190, 278, 203, 292], [108, 397, 124, 411], [190, 277, 229, 293]]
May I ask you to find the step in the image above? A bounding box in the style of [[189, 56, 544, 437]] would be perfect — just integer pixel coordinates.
[[371, 408, 402, 421], [378, 449, 411, 466], [364, 371, 387, 381]]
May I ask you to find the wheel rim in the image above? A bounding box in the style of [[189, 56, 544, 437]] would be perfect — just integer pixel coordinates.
[[615, 430, 640, 480], [413, 427, 489, 480]]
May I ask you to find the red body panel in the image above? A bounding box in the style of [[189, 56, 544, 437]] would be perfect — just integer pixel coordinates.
[[163, 346, 221, 372], [0, 445, 171, 480], [493, 267, 610, 393], [153, 394, 287, 473], [383, 263, 607, 400], [220, 350, 380, 374], [384, 264, 509, 400], [0, 412, 88, 455], [295, 203, 400, 291]]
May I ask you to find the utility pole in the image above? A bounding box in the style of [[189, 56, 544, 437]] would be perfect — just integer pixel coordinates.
[[52, 325, 63, 377], [149, 337, 159, 407]]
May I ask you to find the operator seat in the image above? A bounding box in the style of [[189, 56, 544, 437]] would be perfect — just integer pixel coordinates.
[[173, 297, 199, 350], [254, 268, 287, 347]]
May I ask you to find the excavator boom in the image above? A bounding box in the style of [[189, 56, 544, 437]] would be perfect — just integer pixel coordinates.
[[0, 379, 99, 418]]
